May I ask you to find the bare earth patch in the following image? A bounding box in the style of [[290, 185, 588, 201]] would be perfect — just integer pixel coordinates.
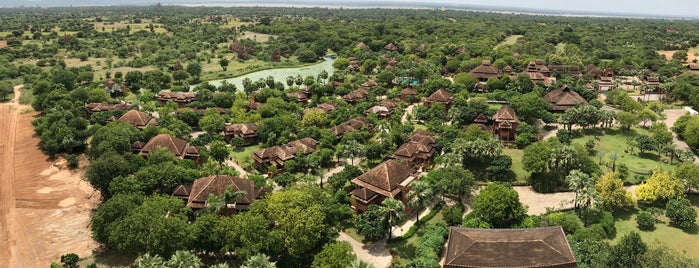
[[0, 40, 7, 48], [240, 31, 277, 42], [0, 85, 100, 267]]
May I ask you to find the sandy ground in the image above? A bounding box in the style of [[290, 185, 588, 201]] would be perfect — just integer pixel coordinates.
[[337, 231, 392, 268], [0, 40, 6, 49], [0, 85, 100, 268]]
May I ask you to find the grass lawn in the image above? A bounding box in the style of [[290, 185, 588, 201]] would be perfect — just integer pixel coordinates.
[[412, 123, 428, 131], [494, 35, 523, 49], [612, 195, 699, 258], [389, 210, 446, 266], [344, 227, 365, 242], [504, 148, 529, 183], [571, 128, 677, 183], [230, 144, 261, 164]]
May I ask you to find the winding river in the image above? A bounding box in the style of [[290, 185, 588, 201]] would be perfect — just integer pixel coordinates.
[[196, 57, 335, 90]]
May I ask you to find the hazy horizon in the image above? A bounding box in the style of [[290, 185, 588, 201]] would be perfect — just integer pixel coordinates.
[[3, 0, 699, 19]]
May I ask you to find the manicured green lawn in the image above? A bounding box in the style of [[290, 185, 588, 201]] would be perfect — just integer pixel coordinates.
[[571, 128, 677, 182], [611, 195, 699, 258], [230, 144, 261, 164], [494, 35, 523, 49], [389, 211, 446, 266], [503, 148, 529, 183]]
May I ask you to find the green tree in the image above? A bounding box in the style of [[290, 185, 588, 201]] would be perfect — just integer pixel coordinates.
[[60, 253, 79, 268], [311, 242, 356, 268], [635, 170, 684, 204], [566, 170, 598, 223], [471, 183, 527, 228], [665, 198, 697, 229], [355, 205, 389, 242], [602, 232, 647, 268], [675, 162, 699, 191], [510, 92, 553, 123], [595, 172, 635, 211], [107, 195, 194, 256], [209, 140, 230, 166], [407, 180, 434, 223], [85, 152, 132, 197], [199, 112, 226, 133], [241, 253, 276, 268], [219, 58, 230, 71], [636, 211, 655, 230], [380, 198, 405, 242], [135, 253, 166, 268], [167, 250, 203, 268], [522, 140, 551, 174], [616, 111, 640, 131], [186, 62, 202, 77], [637, 108, 658, 127]]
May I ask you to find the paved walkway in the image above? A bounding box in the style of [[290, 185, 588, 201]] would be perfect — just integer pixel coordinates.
[[401, 103, 418, 124], [663, 109, 699, 164], [337, 231, 391, 268], [391, 207, 433, 237], [223, 159, 248, 177], [513, 186, 576, 215]]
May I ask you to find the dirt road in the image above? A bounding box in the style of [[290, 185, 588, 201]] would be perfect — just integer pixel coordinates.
[[0, 85, 100, 267]]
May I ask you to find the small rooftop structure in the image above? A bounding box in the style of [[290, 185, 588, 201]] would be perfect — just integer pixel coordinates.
[[469, 60, 502, 82], [543, 85, 588, 112], [175, 175, 268, 213], [118, 109, 158, 129], [135, 134, 200, 165], [156, 90, 197, 107], [425, 89, 454, 109]]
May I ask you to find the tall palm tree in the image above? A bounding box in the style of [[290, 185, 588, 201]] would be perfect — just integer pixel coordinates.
[[407, 180, 434, 223], [381, 198, 405, 242], [609, 152, 619, 172]]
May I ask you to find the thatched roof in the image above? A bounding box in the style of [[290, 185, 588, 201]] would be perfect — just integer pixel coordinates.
[[469, 60, 502, 79], [351, 160, 412, 197], [119, 110, 158, 128], [543, 85, 588, 112]]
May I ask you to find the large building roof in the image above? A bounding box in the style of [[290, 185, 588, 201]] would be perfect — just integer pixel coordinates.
[[469, 60, 503, 79], [351, 160, 412, 197], [543, 85, 588, 112], [493, 105, 519, 124], [426, 89, 454, 103], [444, 227, 576, 268], [185, 175, 260, 209], [139, 134, 198, 159], [118, 109, 158, 128]]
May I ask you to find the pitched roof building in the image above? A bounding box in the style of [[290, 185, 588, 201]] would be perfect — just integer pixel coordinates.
[[399, 87, 419, 102], [350, 159, 416, 213], [443, 227, 576, 268], [492, 105, 519, 142], [365, 100, 398, 119], [86, 102, 133, 115], [156, 90, 197, 107], [469, 60, 502, 82], [135, 134, 200, 165], [174, 175, 268, 213], [390, 131, 437, 169], [425, 89, 454, 109], [342, 88, 369, 105], [329, 116, 370, 140], [118, 109, 159, 129], [543, 85, 588, 112], [251, 137, 319, 169], [223, 123, 258, 144]]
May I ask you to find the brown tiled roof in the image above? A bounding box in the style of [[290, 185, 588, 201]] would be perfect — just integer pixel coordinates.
[[342, 88, 369, 102], [362, 80, 378, 87], [469, 60, 502, 79], [119, 110, 158, 128], [132, 141, 145, 150], [286, 92, 309, 102], [426, 89, 453, 103], [329, 117, 370, 138], [252, 138, 319, 166], [86, 102, 133, 113], [185, 175, 260, 209], [172, 184, 191, 199], [384, 43, 398, 51], [350, 187, 379, 203], [444, 227, 576, 268], [493, 105, 519, 123], [356, 42, 367, 49], [157, 90, 196, 103], [317, 102, 338, 113], [399, 87, 418, 96], [586, 64, 602, 76], [543, 85, 588, 111], [139, 134, 198, 159], [473, 113, 489, 124], [351, 160, 412, 197], [224, 123, 258, 136]]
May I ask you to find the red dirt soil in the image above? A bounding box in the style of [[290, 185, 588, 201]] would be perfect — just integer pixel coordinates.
[[0, 85, 100, 267]]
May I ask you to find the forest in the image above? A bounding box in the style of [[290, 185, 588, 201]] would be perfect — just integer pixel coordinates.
[[2, 5, 699, 268]]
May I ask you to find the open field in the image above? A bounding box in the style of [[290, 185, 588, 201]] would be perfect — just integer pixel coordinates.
[[571, 128, 677, 181], [494, 35, 522, 49], [240, 31, 277, 43], [230, 144, 261, 164], [92, 21, 167, 34], [657, 50, 698, 62], [612, 195, 699, 258], [504, 148, 529, 183]]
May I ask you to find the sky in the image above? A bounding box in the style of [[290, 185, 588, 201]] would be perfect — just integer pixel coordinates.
[[5, 0, 699, 18]]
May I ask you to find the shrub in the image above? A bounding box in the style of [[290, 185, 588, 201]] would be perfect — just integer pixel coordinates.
[[636, 211, 655, 230], [414, 223, 448, 260], [66, 154, 79, 169], [545, 212, 583, 234], [442, 204, 464, 226], [666, 198, 697, 229]]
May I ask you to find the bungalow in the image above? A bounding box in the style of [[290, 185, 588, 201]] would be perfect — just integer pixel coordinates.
[[286, 91, 310, 104], [350, 159, 417, 213], [251, 137, 319, 169], [329, 116, 371, 140], [156, 90, 197, 107], [492, 105, 519, 142], [365, 100, 398, 119], [469, 60, 502, 82], [173, 175, 268, 214], [645, 76, 660, 89], [303, 102, 338, 115], [689, 63, 699, 72], [424, 89, 454, 109], [118, 109, 159, 129], [134, 134, 200, 166], [586, 64, 603, 79], [342, 88, 369, 105], [223, 123, 258, 144], [384, 43, 398, 51], [390, 130, 437, 169], [398, 87, 419, 102], [543, 85, 588, 112], [85, 102, 133, 116], [443, 226, 577, 268]]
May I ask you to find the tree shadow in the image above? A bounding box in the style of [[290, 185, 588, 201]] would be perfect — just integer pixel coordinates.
[[681, 224, 699, 234], [90, 250, 136, 267], [388, 239, 416, 260]]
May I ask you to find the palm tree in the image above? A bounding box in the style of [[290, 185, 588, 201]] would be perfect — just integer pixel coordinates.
[[407, 180, 434, 223], [440, 152, 462, 168], [135, 253, 165, 268], [380, 197, 405, 242], [339, 140, 364, 165], [609, 152, 619, 172], [241, 253, 276, 268], [167, 250, 203, 268]]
